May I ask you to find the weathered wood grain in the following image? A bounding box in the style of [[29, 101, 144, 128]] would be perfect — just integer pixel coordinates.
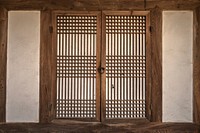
[[40, 10, 54, 123], [0, 7, 7, 123], [150, 6, 162, 122], [0, 0, 200, 10], [193, 6, 200, 124], [0, 123, 199, 133]]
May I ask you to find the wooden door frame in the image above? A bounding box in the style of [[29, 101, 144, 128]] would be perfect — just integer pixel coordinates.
[[39, 9, 162, 123], [40, 10, 162, 123]]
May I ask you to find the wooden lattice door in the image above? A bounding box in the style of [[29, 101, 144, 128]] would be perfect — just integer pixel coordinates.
[[53, 11, 150, 122], [54, 12, 101, 121], [101, 12, 151, 122]]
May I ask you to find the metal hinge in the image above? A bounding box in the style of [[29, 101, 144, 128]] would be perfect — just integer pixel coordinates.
[[149, 26, 152, 33], [150, 104, 152, 116], [48, 103, 52, 111], [49, 26, 53, 33]]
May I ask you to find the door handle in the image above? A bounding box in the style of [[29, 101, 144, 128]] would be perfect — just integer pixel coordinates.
[[98, 67, 105, 74]]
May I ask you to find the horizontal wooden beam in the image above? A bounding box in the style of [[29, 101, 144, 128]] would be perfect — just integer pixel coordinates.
[[0, 123, 199, 132], [0, 0, 200, 10]]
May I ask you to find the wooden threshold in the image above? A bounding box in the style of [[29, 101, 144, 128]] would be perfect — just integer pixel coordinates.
[[0, 123, 199, 133]]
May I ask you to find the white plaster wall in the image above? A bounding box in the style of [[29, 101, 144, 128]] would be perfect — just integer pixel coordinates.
[[7, 11, 40, 122], [163, 11, 193, 122]]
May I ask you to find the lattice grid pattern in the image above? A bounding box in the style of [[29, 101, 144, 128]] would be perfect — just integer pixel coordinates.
[[56, 15, 97, 118], [105, 15, 146, 118]]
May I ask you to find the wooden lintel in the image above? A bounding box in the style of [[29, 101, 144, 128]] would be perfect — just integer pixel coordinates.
[[0, 0, 200, 10]]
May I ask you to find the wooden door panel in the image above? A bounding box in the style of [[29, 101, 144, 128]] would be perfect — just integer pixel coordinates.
[[54, 12, 101, 121], [102, 11, 150, 121]]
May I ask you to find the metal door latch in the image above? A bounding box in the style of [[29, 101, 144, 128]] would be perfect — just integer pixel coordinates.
[[98, 67, 105, 74]]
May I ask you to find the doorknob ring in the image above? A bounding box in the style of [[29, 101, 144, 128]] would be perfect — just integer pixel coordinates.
[[98, 67, 105, 74]]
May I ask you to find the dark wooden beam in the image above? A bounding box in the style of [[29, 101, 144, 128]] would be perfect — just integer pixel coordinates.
[[150, 6, 162, 122], [0, 0, 200, 10], [193, 6, 200, 124], [0, 123, 199, 132], [40, 9, 54, 123], [0, 7, 7, 123]]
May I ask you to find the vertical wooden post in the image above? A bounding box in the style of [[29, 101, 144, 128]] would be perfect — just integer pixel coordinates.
[[150, 6, 162, 122], [96, 12, 102, 122], [193, 6, 200, 124], [40, 10, 54, 123], [0, 7, 7, 123], [100, 12, 106, 122]]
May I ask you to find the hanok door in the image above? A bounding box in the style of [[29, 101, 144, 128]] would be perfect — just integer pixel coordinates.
[[53, 12, 101, 121], [53, 11, 150, 122]]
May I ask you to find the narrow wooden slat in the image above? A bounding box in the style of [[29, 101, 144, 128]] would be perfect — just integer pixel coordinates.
[[83, 18, 86, 118], [56, 16, 60, 117], [114, 16, 116, 118], [110, 16, 113, 118], [95, 12, 101, 121], [126, 17, 129, 118], [129, 17, 132, 118], [116, 17, 119, 118], [132, 21, 136, 119], [92, 21, 95, 118], [0, 7, 7, 123], [141, 16, 145, 118], [86, 17, 89, 118], [67, 32, 71, 118], [101, 12, 106, 122], [107, 16, 110, 119], [89, 19, 92, 118], [150, 6, 162, 122], [64, 26, 67, 118], [61, 16, 64, 118], [119, 17, 122, 118], [193, 6, 200, 124], [80, 25, 83, 118], [52, 10, 58, 120], [76, 22, 79, 118]]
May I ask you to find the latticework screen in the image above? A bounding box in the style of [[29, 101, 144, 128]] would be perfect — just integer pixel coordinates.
[[105, 15, 146, 118], [56, 15, 97, 118]]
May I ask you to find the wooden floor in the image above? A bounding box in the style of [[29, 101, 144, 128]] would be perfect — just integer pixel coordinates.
[[0, 122, 200, 133]]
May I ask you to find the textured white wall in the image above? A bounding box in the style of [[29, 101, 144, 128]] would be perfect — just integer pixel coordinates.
[[7, 11, 40, 122], [163, 11, 193, 122]]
